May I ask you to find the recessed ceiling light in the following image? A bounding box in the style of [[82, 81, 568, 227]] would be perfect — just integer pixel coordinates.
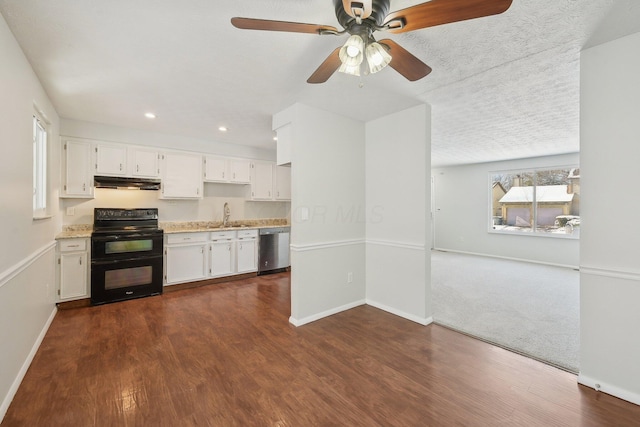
[[144, 112, 156, 119], [218, 126, 228, 132]]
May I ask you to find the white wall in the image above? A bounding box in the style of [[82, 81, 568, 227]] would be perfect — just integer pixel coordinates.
[[432, 153, 580, 268], [0, 14, 59, 420], [59, 120, 289, 225], [365, 105, 432, 324], [579, 31, 640, 405], [286, 104, 367, 325]]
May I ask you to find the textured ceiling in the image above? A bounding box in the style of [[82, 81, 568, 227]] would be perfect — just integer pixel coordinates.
[[1, 0, 639, 167]]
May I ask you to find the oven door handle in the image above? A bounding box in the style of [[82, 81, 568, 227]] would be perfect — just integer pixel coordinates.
[[91, 255, 162, 265], [92, 233, 161, 242]]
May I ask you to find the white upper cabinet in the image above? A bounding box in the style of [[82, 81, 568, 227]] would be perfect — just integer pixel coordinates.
[[94, 142, 159, 178], [275, 123, 292, 166], [228, 159, 251, 183], [250, 161, 274, 200], [204, 156, 251, 184], [160, 152, 203, 199], [95, 144, 126, 176], [275, 165, 291, 201], [62, 139, 93, 198], [131, 147, 160, 178], [203, 156, 227, 182]]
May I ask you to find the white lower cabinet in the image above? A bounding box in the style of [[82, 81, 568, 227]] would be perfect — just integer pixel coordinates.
[[164, 229, 259, 285], [57, 238, 89, 301], [236, 230, 258, 273], [164, 233, 208, 285], [209, 231, 235, 278]]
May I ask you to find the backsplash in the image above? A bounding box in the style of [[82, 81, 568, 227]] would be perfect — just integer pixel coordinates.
[[61, 184, 290, 226]]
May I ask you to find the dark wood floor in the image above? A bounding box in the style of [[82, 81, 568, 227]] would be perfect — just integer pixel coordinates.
[[3, 272, 640, 426]]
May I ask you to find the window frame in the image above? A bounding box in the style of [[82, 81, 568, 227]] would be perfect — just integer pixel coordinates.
[[32, 111, 49, 219], [488, 165, 580, 239]]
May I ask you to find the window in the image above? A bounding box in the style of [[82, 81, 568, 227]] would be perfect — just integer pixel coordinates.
[[490, 166, 580, 237], [33, 113, 48, 218]]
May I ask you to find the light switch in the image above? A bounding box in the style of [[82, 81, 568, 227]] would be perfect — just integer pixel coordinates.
[[300, 207, 309, 221]]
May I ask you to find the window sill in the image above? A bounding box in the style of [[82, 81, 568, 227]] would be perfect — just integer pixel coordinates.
[[33, 215, 53, 221], [488, 228, 579, 240]]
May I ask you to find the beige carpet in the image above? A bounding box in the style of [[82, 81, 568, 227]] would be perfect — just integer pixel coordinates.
[[431, 250, 580, 373]]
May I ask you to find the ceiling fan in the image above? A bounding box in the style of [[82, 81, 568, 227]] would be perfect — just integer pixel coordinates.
[[231, 0, 513, 84]]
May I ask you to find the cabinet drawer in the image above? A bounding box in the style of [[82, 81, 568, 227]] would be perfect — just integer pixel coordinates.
[[166, 233, 208, 244], [237, 229, 258, 239], [59, 239, 87, 252], [210, 231, 237, 240]]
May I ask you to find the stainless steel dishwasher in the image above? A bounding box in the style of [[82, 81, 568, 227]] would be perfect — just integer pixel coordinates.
[[258, 227, 290, 274]]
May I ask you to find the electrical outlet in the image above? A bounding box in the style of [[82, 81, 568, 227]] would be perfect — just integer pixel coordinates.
[[66, 207, 75, 216], [347, 272, 353, 283]]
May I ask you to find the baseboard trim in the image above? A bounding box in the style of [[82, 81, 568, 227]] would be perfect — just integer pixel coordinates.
[[366, 299, 433, 326], [577, 374, 640, 406], [289, 299, 366, 327], [1, 306, 57, 422], [432, 247, 578, 270], [0, 241, 56, 289]]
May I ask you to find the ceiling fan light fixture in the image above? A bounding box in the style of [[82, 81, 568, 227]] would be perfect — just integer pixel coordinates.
[[339, 34, 364, 67], [366, 42, 392, 74], [338, 61, 361, 77]]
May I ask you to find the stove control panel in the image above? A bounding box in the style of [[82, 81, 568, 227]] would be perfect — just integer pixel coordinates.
[[94, 208, 158, 221]]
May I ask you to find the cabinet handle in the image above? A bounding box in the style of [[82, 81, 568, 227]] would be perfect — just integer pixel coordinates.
[[67, 244, 79, 248], [83, 183, 86, 191], [79, 258, 82, 265], [222, 172, 225, 179], [136, 165, 140, 172], [120, 164, 123, 171]]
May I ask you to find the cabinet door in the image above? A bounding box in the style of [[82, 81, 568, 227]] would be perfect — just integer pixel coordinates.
[[59, 252, 88, 300], [237, 238, 257, 273], [210, 241, 234, 277], [95, 144, 126, 176], [132, 148, 159, 177], [275, 165, 291, 201], [160, 153, 203, 199], [229, 159, 251, 183], [165, 244, 208, 284], [251, 162, 274, 200], [203, 156, 227, 182], [63, 140, 93, 197]]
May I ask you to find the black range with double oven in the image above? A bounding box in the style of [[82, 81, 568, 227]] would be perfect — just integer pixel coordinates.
[[91, 208, 163, 305]]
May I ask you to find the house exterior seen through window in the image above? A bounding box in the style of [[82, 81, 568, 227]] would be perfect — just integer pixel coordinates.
[[490, 167, 580, 237], [33, 114, 47, 218]]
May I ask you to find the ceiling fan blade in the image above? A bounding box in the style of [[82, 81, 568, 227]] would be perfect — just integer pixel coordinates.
[[307, 47, 342, 84], [231, 17, 339, 35], [378, 39, 432, 81], [383, 0, 513, 33], [342, 0, 373, 20]]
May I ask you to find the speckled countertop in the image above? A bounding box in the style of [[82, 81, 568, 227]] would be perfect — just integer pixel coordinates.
[[161, 219, 288, 234], [55, 219, 289, 239]]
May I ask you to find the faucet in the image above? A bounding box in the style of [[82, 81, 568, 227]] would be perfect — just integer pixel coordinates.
[[223, 202, 230, 227]]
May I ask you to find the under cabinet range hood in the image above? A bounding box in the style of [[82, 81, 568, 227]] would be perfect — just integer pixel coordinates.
[[94, 176, 161, 190]]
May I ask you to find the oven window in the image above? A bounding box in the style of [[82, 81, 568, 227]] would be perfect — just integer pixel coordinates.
[[105, 266, 152, 290], [105, 239, 153, 254]]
